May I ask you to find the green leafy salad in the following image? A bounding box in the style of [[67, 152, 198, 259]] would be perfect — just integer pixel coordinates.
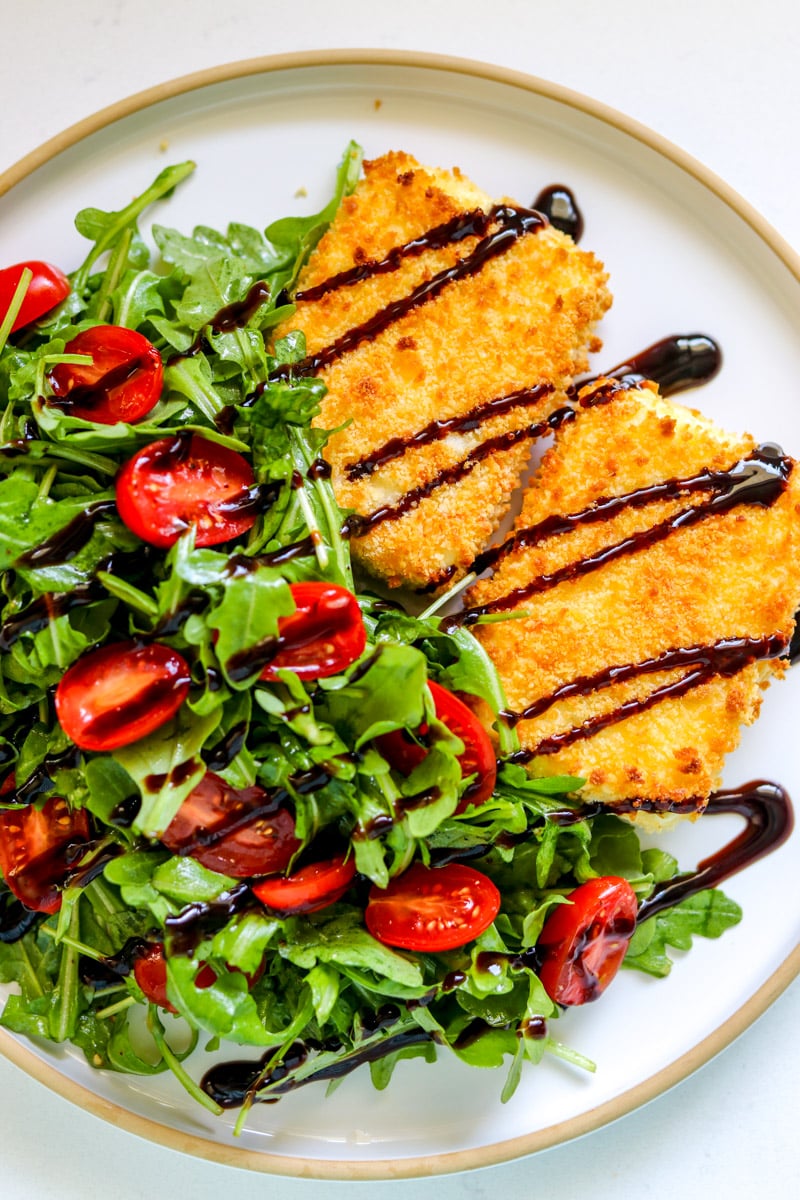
[[0, 145, 742, 1127]]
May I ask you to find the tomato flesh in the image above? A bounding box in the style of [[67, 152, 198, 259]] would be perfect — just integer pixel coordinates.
[[377, 680, 496, 811], [537, 876, 638, 1005], [55, 640, 191, 752], [365, 861, 500, 951], [161, 771, 300, 878], [133, 943, 177, 1012], [0, 795, 90, 913], [260, 583, 366, 681], [0, 260, 70, 334], [116, 433, 258, 548], [49, 325, 163, 424], [252, 853, 356, 915]]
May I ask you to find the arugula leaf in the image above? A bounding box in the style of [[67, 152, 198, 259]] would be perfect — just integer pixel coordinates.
[[624, 889, 743, 977]]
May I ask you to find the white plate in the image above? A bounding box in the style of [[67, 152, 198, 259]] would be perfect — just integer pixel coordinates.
[[0, 50, 799, 1180]]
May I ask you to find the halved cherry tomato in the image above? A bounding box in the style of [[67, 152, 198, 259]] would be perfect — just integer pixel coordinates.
[[376, 680, 496, 811], [0, 795, 90, 913], [116, 433, 258, 548], [54, 640, 191, 752], [49, 325, 163, 424], [252, 853, 356, 915], [365, 861, 500, 951], [0, 260, 70, 334], [133, 943, 177, 1012], [260, 583, 367, 682], [161, 771, 301, 878], [537, 876, 638, 1006], [134, 942, 264, 1011]]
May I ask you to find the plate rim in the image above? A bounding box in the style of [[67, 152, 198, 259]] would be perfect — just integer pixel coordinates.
[[0, 46, 798, 1180]]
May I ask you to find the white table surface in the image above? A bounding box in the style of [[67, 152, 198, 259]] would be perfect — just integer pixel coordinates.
[[0, 1, 798, 1196]]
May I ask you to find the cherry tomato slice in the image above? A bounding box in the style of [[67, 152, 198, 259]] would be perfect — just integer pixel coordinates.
[[537, 876, 638, 1006], [377, 680, 496, 811], [49, 325, 163, 425], [365, 861, 500, 951], [133, 943, 177, 1012], [134, 942, 264, 1011], [54, 640, 191, 753], [0, 795, 90, 913], [252, 853, 356, 915], [161, 771, 301, 878], [260, 583, 367, 682], [116, 433, 258, 548], [0, 261, 70, 334]]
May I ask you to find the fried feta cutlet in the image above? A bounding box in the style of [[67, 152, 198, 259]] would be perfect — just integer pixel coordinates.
[[466, 379, 800, 815], [274, 151, 611, 589]]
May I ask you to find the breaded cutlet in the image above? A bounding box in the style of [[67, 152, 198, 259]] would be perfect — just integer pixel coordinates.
[[466, 379, 800, 815], [274, 151, 612, 589]]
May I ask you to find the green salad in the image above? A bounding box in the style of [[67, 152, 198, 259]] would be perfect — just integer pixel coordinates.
[[0, 145, 742, 1128]]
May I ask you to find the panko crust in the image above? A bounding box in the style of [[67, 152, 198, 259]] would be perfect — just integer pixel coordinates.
[[469, 382, 800, 811], [276, 151, 612, 588]]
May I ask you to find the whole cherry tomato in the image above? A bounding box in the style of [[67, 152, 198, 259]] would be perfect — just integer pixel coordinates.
[[252, 853, 356, 915], [161, 771, 301, 878], [259, 583, 366, 682], [116, 433, 258, 548], [365, 861, 501, 951], [0, 795, 90, 913], [49, 325, 163, 424], [537, 876, 638, 1005], [0, 261, 70, 334], [54, 641, 191, 752], [377, 680, 496, 811]]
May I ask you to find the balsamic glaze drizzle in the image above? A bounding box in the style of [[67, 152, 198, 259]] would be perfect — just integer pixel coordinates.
[[462, 445, 791, 624], [506, 633, 787, 760], [344, 383, 554, 481], [14, 499, 117, 569], [346, 406, 574, 539], [532, 184, 584, 243], [271, 205, 546, 382], [635, 781, 794, 922], [578, 334, 723, 399]]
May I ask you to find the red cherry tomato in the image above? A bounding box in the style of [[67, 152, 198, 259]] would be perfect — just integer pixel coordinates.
[[0, 261, 70, 334], [133, 943, 177, 1012], [377, 680, 496, 811], [54, 640, 191, 753], [252, 853, 356, 915], [365, 861, 500, 951], [260, 583, 367, 682], [134, 942, 264, 1011], [0, 795, 90, 913], [116, 433, 258, 548], [537, 876, 638, 1006], [49, 325, 163, 424], [161, 771, 301, 878]]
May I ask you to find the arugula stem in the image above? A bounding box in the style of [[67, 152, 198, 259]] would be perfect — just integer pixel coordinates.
[[146, 1006, 224, 1116], [94, 227, 133, 324], [545, 1037, 596, 1073], [418, 572, 476, 620], [95, 994, 137, 1020], [0, 399, 15, 442], [49, 900, 81, 1042], [71, 161, 195, 296], [39, 925, 106, 962]]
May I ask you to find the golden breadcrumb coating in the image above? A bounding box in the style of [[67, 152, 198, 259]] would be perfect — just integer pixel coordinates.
[[276, 151, 612, 588], [468, 381, 800, 814]]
